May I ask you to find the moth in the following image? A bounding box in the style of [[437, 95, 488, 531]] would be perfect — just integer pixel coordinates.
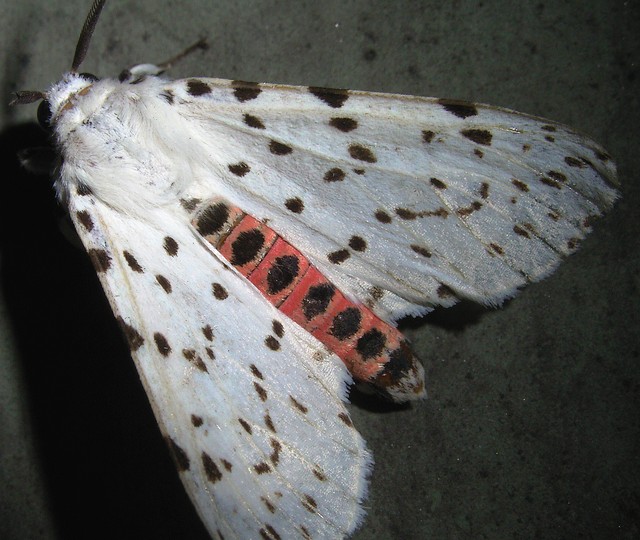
[[13, 1, 618, 538]]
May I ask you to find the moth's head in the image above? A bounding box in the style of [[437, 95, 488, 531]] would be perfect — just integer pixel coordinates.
[[9, 0, 106, 130]]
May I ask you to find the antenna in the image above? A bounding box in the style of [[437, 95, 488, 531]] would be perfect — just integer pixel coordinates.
[[71, 0, 107, 72]]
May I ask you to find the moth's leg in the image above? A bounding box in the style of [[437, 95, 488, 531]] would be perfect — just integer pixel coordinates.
[[119, 38, 208, 82]]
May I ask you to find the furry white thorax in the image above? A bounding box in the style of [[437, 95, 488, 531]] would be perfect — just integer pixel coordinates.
[[49, 73, 204, 217]]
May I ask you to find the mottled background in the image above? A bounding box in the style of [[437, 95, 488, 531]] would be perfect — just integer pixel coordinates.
[[1, 1, 637, 539]]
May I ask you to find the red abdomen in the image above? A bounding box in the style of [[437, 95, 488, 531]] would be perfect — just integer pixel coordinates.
[[192, 199, 425, 402]]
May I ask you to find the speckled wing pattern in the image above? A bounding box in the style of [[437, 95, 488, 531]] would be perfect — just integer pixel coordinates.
[[68, 193, 371, 540], [55, 73, 618, 540], [165, 79, 618, 322]]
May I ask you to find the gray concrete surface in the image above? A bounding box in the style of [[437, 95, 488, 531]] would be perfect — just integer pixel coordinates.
[[1, 1, 637, 539]]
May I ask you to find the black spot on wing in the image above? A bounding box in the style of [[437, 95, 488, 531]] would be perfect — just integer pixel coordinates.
[[154, 333, 171, 356], [212, 283, 229, 300], [244, 113, 265, 129], [166, 438, 190, 471], [348, 143, 377, 163], [155, 274, 172, 293], [232, 80, 261, 102], [290, 395, 308, 413], [411, 244, 431, 257], [456, 201, 483, 217], [513, 225, 531, 238], [254, 382, 268, 401], [438, 99, 478, 118], [313, 468, 327, 481], [88, 249, 111, 272], [254, 462, 271, 474], [422, 130, 435, 143], [202, 325, 214, 341], [265, 335, 280, 351], [269, 140, 293, 155], [272, 320, 284, 338], [396, 208, 417, 220], [374, 209, 392, 223], [116, 317, 144, 351], [302, 494, 318, 513], [461, 128, 493, 146], [285, 197, 304, 213], [250, 364, 264, 379], [123, 250, 144, 273], [567, 237, 580, 250], [348, 235, 366, 251], [269, 438, 281, 466], [260, 524, 281, 540], [76, 210, 93, 231], [182, 348, 208, 372], [202, 452, 222, 483], [309, 86, 349, 108], [324, 167, 345, 182], [228, 162, 251, 177], [548, 170, 567, 182], [437, 284, 456, 299], [180, 197, 200, 211], [163, 236, 179, 256], [329, 117, 358, 132], [512, 178, 529, 192], [187, 79, 211, 96], [540, 176, 562, 189], [262, 496, 276, 514], [430, 177, 447, 189], [328, 249, 350, 264], [160, 90, 174, 103], [264, 413, 276, 433], [370, 286, 384, 301], [564, 156, 585, 168], [76, 183, 93, 196], [239, 418, 252, 434]]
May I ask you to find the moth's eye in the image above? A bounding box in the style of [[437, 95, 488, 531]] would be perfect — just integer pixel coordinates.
[[37, 99, 53, 129], [79, 72, 99, 82]]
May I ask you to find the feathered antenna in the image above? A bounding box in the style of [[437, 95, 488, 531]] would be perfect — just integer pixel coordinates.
[[71, 0, 107, 71]]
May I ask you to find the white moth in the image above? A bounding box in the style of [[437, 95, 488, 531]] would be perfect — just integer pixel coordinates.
[[13, 1, 618, 538]]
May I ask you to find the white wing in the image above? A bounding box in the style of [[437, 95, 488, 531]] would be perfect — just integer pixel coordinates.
[[47, 69, 617, 539], [159, 78, 618, 321], [68, 191, 371, 540]]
